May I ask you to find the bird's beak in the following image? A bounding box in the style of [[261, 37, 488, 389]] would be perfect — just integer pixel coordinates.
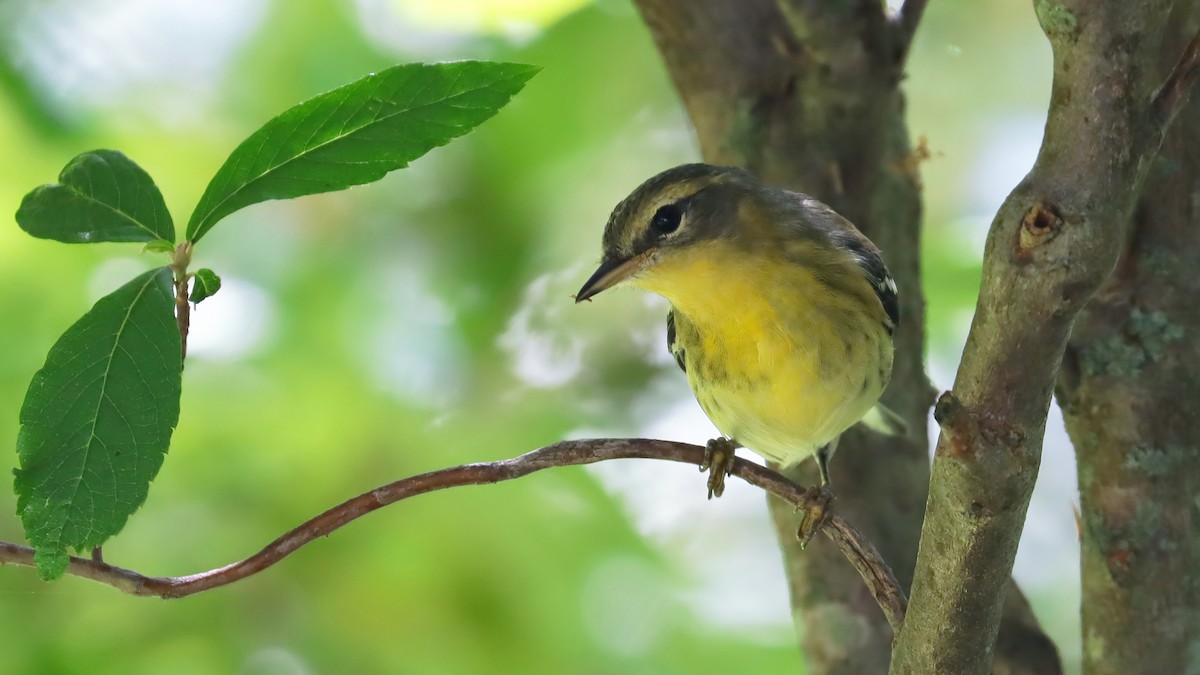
[[575, 250, 655, 303]]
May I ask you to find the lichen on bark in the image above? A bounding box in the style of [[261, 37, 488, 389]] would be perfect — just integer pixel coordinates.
[[1057, 6, 1200, 673]]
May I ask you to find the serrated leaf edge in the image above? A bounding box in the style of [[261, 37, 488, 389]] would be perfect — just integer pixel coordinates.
[[20, 267, 174, 560], [186, 62, 538, 241]]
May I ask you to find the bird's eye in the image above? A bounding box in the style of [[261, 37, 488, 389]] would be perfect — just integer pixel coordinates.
[[651, 204, 682, 235]]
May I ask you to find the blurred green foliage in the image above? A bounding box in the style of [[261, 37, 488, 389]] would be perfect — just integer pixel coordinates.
[[0, 0, 1079, 673]]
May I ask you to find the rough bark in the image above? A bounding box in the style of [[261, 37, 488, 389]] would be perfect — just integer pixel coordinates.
[[632, 2, 1058, 673], [1056, 5, 1200, 673], [891, 2, 1198, 673]]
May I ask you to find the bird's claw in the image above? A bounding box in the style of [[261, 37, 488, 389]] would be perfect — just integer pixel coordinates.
[[795, 483, 836, 549], [700, 437, 738, 499]]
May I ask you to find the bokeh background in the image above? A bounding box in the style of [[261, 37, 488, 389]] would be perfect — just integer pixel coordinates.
[[0, 1, 1082, 673]]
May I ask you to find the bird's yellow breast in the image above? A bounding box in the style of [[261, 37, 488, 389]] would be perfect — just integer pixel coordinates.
[[635, 240, 892, 466]]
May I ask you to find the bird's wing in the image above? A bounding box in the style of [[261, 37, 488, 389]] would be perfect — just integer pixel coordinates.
[[666, 309, 687, 373], [836, 234, 900, 333], [794, 196, 900, 332]]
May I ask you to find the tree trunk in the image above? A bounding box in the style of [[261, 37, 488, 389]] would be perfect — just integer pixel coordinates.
[[632, 2, 1059, 673], [1056, 5, 1200, 673]]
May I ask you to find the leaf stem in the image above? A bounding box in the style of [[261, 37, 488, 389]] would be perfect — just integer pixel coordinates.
[[170, 242, 193, 365]]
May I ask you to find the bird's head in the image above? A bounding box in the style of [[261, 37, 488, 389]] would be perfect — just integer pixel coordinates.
[[575, 163, 758, 303]]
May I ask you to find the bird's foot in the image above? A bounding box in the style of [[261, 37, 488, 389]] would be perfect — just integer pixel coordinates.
[[700, 437, 739, 499], [795, 483, 836, 549]]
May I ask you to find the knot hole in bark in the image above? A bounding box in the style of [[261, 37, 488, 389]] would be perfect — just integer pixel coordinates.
[[933, 391, 960, 427], [1019, 200, 1063, 252], [933, 391, 972, 459]]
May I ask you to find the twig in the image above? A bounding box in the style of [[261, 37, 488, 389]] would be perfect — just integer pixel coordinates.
[[1152, 28, 1200, 130], [0, 438, 907, 631], [892, 0, 929, 60]]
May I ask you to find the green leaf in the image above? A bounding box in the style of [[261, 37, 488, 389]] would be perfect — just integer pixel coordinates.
[[186, 60, 540, 242], [189, 268, 222, 304], [15, 267, 182, 580], [16, 150, 174, 244]]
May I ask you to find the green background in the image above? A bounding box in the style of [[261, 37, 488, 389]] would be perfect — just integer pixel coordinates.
[[0, 1, 1081, 673]]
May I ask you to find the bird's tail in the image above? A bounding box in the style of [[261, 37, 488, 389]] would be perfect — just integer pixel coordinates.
[[859, 403, 908, 437]]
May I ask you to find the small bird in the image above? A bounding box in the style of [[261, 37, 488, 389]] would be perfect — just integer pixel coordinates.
[[576, 164, 901, 499]]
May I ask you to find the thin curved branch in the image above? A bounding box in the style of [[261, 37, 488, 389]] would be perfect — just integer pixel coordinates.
[[0, 438, 907, 631]]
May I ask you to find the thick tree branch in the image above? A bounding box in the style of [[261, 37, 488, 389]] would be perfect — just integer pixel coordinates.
[[891, 2, 1195, 673], [0, 439, 906, 631]]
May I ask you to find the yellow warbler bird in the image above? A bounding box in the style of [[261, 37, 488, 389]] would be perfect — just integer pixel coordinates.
[[576, 164, 901, 498]]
